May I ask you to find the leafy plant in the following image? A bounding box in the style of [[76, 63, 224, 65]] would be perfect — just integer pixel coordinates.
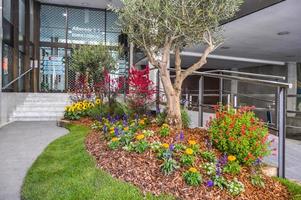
[[183, 167, 203, 186], [161, 158, 179, 175], [174, 143, 186, 152], [227, 178, 245, 196], [213, 175, 228, 189], [202, 162, 216, 176], [181, 108, 191, 128], [201, 151, 217, 163], [250, 174, 265, 188], [127, 66, 156, 114], [159, 123, 170, 137], [134, 140, 149, 153], [223, 161, 241, 175], [108, 137, 120, 150], [207, 105, 271, 165], [150, 141, 162, 152], [156, 111, 167, 126], [180, 154, 194, 166]]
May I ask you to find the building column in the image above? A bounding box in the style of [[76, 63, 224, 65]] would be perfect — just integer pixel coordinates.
[[230, 68, 238, 105], [287, 62, 297, 116]]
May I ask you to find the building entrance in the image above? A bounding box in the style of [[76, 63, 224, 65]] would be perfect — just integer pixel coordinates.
[[39, 47, 67, 92]]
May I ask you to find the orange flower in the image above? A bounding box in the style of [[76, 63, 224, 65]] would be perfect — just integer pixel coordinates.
[[188, 140, 197, 145], [111, 137, 119, 142], [228, 155, 236, 162], [136, 134, 145, 140]]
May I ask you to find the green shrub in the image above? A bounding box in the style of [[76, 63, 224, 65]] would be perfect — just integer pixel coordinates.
[[181, 108, 191, 128], [223, 161, 241, 174], [201, 151, 217, 162], [183, 167, 203, 186], [207, 105, 271, 165], [160, 158, 179, 175], [156, 108, 191, 128]]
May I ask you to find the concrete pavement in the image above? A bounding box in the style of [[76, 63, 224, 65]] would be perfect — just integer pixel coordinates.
[[0, 122, 68, 200]]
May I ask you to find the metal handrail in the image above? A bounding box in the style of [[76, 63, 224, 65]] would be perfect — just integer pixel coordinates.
[[206, 69, 286, 81], [2, 68, 33, 90], [168, 68, 291, 88]]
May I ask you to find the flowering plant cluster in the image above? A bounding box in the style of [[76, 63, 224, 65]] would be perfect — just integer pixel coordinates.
[[207, 105, 271, 165], [64, 99, 102, 120], [127, 66, 156, 114]]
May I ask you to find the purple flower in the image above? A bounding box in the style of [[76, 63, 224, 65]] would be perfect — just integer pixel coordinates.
[[169, 144, 175, 152], [114, 127, 119, 136], [115, 115, 120, 121], [179, 131, 184, 141], [123, 114, 128, 121], [216, 164, 221, 176], [218, 153, 228, 166], [254, 158, 262, 166], [135, 114, 139, 120], [206, 180, 214, 187], [103, 125, 107, 133], [107, 114, 111, 122], [123, 120, 128, 126]]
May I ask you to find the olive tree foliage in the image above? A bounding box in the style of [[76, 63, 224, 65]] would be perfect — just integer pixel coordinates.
[[111, 0, 243, 128], [70, 44, 117, 98]]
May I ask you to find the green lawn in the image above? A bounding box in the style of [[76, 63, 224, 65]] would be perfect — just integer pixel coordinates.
[[276, 178, 301, 200], [21, 124, 173, 200]]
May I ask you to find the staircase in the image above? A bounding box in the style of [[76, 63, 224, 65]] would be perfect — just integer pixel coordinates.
[[9, 93, 70, 121]]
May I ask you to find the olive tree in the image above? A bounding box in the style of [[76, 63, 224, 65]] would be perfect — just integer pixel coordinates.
[[113, 0, 243, 128]]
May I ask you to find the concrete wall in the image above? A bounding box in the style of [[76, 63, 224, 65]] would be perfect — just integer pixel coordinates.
[[0, 93, 29, 127]]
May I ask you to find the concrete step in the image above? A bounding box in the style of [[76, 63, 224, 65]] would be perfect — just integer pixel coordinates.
[[16, 106, 66, 112], [9, 93, 69, 122], [10, 116, 61, 121]]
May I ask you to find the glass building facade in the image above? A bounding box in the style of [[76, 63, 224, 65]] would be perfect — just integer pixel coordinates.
[[39, 4, 121, 92], [1, 1, 122, 92]]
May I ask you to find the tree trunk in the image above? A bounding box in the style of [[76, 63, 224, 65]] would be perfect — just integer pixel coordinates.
[[160, 67, 183, 129], [166, 90, 182, 129]]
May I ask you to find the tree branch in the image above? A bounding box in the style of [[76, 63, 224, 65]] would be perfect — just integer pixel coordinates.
[[181, 44, 214, 81], [174, 46, 182, 92]]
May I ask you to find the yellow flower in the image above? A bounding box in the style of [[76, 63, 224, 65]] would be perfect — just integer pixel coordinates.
[[83, 100, 88, 104], [123, 127, 129, 131], [162, 123, 169, 128], [111, 137, 119, 142], [188, 140, 197, 145], [139, 119, 145, 125], [82, 105, 87, 110], [189, 167, 198, 173], [65, 106, 69, 111], [110, 127, 115, 131], [88, 102, 94, 107], [228, 155, 236, 162], [95, 99, 101, 105], [185, 148, 194, 155], [162, 143, 169, 149], [136, 134, 145, 140]]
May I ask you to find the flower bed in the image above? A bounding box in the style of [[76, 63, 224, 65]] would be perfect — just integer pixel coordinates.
[[84, 122, 288, 199], [64, 100, 291, 199]]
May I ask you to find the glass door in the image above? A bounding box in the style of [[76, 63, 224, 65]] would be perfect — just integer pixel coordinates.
[[40, 47, 66, 92]]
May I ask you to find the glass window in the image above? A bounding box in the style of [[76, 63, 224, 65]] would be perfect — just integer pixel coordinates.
[[29, 0, 34, 42], [19, 0, 25, 35], [18, 53, 25, 92], [67, 8, 105, 45], [2, 44, 14, 90], [106, 12, 121, 32], [40, 5, 67, 43], [3, 0, 12, 22]]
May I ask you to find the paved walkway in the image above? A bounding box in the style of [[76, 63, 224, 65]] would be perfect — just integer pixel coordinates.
[[0, 122, 68, 200]]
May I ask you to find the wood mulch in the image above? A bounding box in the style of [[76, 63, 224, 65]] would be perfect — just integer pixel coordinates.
[[78, 118, 290, 200]]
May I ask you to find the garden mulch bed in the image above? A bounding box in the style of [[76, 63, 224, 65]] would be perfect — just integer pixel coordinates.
[[80, 119, 290, 200]]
